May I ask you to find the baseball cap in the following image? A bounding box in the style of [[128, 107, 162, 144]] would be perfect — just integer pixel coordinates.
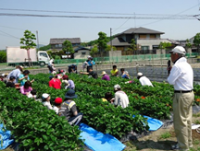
[[1, 73, 5, 76], [87, 55, 91, 59], [54, 97, 63, 104], [42, 93, 50, 99], [170, 46, 186, 55], [114, 84, 121, 90], [137, 72, 143, 76]]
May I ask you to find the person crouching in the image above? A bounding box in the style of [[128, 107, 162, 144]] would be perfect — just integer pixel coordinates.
[[58, 89, 83, 126]]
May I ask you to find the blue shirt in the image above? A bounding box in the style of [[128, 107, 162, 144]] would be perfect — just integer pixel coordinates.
[[87, 60, 95, 66], [122, 74, 129, 79], [19, 74, 30, 86]]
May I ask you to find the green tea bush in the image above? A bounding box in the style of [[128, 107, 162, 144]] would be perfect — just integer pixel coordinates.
[[30, 74, 149, 138], [0, 82, 82, 151]]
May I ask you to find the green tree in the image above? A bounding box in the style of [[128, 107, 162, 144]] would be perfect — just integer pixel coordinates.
[[80, 42, 87, 47], [0, 50, 6, 63], [90, 45, 98, 56], [127, 39, 137, 55], [105, 45, 116, 51], [97, 32, 109, 57], [159, 42, 171, 50], [62, 40, 74, 54], [20, 30, 37, 66], [193, 33, 200, 54], [185, 39, 192, 53], [39, 44, 51, 50]]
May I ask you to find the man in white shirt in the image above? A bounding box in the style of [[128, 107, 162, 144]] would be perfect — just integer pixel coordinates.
[[137, 72, 153, 87], [167, 46, 194, 151], [113, 84, 129, 108]]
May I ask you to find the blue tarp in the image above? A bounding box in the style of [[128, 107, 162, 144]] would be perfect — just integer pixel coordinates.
[[79, 123, 126, 151], [133, 115, 163, 131], [0, 124, 14, 150]]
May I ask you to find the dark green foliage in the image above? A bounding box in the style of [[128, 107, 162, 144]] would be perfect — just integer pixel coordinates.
[[30, 74, 149, 138], [0, 81, 82, 151], [39, 45, 51, 51], [0, 50, 6, 62]]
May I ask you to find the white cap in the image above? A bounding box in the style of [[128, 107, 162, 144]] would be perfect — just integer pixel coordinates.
[[170, 46, 186, 55], [124, 71, 129, 74], [137, 72, 143, 76], [102, 71, 106, 75], [42, 93, 50, 99], [114, 84, 121, 90], [1, 73, 5, 76], [87, 55, 91, 59]]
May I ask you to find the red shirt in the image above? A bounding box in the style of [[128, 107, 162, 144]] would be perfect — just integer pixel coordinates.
[[49, 78, 61, 89]]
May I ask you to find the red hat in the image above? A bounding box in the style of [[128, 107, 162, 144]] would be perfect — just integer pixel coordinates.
[[54, 97, 63, 104], [62, 75, 68, 80]]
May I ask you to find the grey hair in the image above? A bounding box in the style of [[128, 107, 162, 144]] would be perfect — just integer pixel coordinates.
[[177, 53, 185, 57]]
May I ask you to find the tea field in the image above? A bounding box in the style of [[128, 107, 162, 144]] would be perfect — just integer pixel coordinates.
[[1, 73, 200, 151]]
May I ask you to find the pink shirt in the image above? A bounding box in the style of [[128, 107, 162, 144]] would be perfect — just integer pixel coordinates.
[[20, 86, 33, 95]]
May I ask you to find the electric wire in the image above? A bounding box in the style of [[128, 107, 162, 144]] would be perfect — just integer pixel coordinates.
[[0, 8, 196, 17], [0, 13, 196, 19]]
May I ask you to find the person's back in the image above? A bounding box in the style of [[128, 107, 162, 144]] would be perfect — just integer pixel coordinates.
[[59, 100, 76, 120], [89, 70, 98, 79], [114, 90, 129, 108], [6, 81, 15, 88], [68, 80, 75, 89], [102, 74, 110, 81], [139, 76, 153, 86], [49, 77, 61, 89]]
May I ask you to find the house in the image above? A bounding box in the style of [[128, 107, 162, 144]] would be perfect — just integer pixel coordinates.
[[109, 27, 173, 55], [73, 46, 90, 59], [49, 38, 81, 50]]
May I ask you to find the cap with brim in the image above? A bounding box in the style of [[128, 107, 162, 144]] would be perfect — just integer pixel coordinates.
[[170, 46, 186, 55], [65, 89, 78, 99], [114, 84, 121, 90], [1, 73, 5, 76], [102, 71, 106, 75], [42, 93, 50, 99], [87, 55, 91, 59], [137, 72, 143, 76]]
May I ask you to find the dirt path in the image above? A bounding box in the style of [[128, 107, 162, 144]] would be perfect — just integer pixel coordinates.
[[125, 112, 200, 151]]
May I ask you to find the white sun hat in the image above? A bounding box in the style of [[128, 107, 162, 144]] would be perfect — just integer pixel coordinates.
[[170, 46, 186, 55]]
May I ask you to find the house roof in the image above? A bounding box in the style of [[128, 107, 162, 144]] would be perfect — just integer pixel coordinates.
[[116, 27, 164, 36], [108, 37, 130, 46], [50, 38, 81, 44], [74, 46, 90, 53]]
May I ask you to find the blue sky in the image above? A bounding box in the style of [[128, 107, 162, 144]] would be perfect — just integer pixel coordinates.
[[0, 0, 200, 49]]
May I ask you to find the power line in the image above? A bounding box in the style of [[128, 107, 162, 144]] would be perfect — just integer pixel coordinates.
[[139, 4, 199, 27], [0, 30, 20, 39], [0, 8, 196, 16], [0, 25, 25, 31], [0, 13, 196, 19]]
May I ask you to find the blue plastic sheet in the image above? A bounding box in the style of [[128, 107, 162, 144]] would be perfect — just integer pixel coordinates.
[[133, 115, 163, 131], [0, 124, 14, 150], [79, 123, 126, 151]]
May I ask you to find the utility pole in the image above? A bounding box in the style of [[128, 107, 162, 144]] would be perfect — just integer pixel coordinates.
[[36, 30, 39, 51], [110, 28, 113, 65]]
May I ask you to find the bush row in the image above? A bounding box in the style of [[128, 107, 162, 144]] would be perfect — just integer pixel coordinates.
[[0, 82, 82, 151], [30, 73, 149, 138]]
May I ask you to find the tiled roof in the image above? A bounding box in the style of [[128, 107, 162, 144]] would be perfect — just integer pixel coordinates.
[[50, 38, 81, 44], [116, 27, 164, 36]]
